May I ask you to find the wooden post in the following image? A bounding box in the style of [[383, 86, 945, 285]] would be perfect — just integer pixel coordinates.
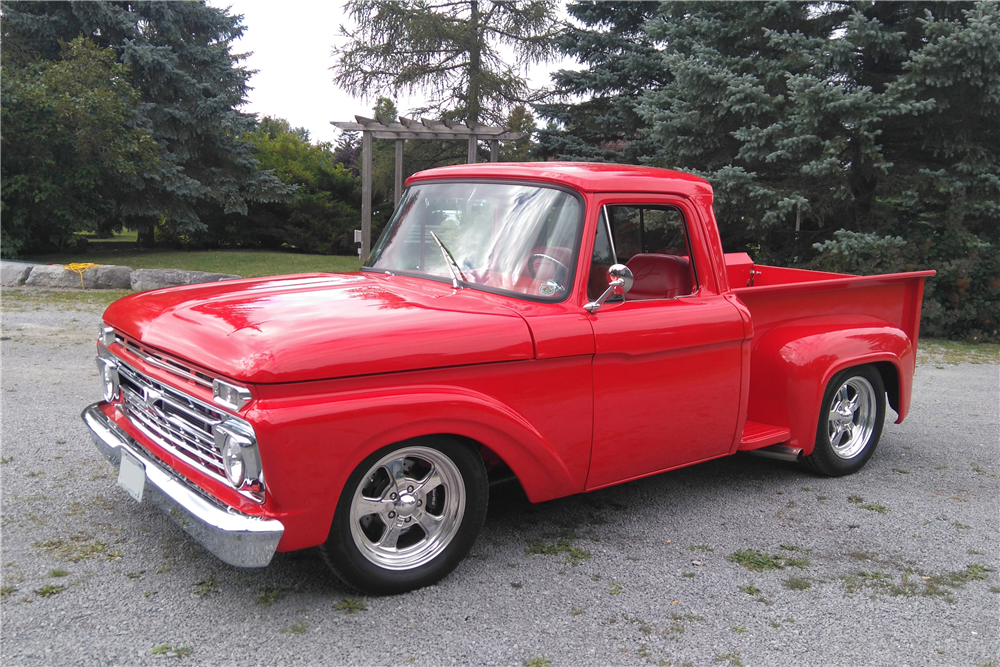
[[490, 139, 499, 162], [467, 134, 477, 163], [394, 139, 404, 205], [362, 130, 372, 260]]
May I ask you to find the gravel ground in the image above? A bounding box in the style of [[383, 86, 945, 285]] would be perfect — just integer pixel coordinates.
[[1, 297, 998, 667]]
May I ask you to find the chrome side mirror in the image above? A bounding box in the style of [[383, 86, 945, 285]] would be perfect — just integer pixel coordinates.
[[585, 264, 633, 313]]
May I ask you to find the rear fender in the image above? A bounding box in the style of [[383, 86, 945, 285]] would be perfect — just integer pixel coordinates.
[[251, 386, 580, 551], [746, 316, 914, 455]]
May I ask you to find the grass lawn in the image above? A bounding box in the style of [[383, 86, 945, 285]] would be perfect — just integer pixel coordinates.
[[918, 338, 1000, 365], [22, 249, 362, 279]]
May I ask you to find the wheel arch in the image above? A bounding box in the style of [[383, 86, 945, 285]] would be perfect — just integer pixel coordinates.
[[745, 316, 915, 456], [253, 386, 581, 551]]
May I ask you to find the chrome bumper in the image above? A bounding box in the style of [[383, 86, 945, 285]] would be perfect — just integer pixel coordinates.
[[81, 403, 284, 568]]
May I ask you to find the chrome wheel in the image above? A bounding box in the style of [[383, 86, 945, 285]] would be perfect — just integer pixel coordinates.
[[827, 376, 877, 459], [803, 365, 886, 477], [349, 446, 466, 571]]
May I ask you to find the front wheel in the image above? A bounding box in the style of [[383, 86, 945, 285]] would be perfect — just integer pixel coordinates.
[[320, 436, 488, 594], [802, 365, 886, 477]]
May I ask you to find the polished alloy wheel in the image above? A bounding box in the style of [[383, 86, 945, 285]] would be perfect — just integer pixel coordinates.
[[349, 446, 466, 570], [827, 376, 877, 459]]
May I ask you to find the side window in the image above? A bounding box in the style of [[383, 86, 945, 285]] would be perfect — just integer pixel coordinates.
[[589, 205, 697, 301]]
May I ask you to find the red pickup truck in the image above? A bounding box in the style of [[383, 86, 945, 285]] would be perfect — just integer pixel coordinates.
[[83, 163, 933, 594]]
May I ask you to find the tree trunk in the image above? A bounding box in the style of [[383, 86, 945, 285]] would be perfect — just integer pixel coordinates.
[[136, 223, 156, 248], [466, 0, 481, 127]]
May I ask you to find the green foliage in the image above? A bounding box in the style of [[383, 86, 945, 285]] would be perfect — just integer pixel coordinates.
[[334, 0, 561, 126], [1, 38, 158, 256], [534, 1, 662, 163], [538, 1, 999, 339], [1, 0, 292, 248], [207, 116, 362, 255]]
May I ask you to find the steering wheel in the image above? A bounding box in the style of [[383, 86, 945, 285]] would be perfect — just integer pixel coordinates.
[[528, 253, 570, 283]]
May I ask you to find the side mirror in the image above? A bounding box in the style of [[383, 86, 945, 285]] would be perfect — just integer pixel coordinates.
[[607, 264, 633, 294], [585, 263, 633, 313]]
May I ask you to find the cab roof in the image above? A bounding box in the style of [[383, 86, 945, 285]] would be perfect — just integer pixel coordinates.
[[405, 162, 713, 197]]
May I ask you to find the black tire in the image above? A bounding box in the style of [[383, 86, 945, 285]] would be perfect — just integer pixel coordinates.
[[319, 436, 488, 595], [802, 365, 886, 477]]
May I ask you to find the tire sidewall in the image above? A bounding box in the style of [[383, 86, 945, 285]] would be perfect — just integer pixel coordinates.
[[807, 365, 886, 476], [322, 436, 488, 595]]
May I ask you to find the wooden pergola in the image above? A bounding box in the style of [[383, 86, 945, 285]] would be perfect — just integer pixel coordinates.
[[331, 115, 524, 258]]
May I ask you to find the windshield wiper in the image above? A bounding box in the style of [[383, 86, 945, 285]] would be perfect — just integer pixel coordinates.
[[428, 231, 466, 289]]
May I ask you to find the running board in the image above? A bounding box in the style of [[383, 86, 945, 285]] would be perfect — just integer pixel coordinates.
[[738, 421, 791, 450], [747, 444, 803, 463]]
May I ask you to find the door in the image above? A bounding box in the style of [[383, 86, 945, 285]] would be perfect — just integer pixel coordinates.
[[585, 198, 745, 489]]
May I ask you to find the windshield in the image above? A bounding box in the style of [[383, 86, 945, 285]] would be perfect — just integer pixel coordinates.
[[365, 181, 583, 301]]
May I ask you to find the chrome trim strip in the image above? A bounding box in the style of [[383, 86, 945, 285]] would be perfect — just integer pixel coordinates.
[[116, 336, 213, 389], [82, 403, 283, 568]]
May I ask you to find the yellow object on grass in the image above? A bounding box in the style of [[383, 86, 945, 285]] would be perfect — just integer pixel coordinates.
[[64, 262, 100, 288]]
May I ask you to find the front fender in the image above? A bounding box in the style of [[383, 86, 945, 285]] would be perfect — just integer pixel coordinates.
[[747, 316, 914, 455], [250, 384, 583, 551]]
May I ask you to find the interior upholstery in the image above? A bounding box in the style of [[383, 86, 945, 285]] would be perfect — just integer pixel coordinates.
[[625, 253, 693, 300]]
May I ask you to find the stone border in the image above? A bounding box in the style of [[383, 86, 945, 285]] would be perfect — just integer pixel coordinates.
[[1, 261, 240, 291]]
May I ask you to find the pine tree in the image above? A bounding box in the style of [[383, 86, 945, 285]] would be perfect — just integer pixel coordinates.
[[1, 1, 291, 246], [333, 0, 562, 126], [537, 1, 998, 338], [534, 1, 662, 163]]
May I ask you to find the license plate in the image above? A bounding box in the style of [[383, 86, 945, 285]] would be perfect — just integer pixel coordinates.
[[118, 451, 145, 502]]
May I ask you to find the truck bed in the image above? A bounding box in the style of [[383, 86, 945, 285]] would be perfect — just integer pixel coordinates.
[[725, 252, 934, 349]]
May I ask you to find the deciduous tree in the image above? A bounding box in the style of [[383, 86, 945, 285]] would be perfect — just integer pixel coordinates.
[[1, 38, 158, 256]]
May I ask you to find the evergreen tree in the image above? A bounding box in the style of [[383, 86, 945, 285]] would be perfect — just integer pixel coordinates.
[[1, 1, 291, 247], [333, 0, 562, 126], [534, 1, 662, 163], [538, 1, 998, 339]]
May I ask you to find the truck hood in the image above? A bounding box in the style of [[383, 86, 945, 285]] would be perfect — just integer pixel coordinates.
[[103, 272, 534, 384]]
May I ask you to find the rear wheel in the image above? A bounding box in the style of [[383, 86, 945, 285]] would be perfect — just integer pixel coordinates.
[[802, 365, 886, 476], [320, 436, 488, 594]]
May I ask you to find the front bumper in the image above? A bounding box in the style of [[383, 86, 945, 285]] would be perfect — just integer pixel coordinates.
[[82, 403, 284, 567]]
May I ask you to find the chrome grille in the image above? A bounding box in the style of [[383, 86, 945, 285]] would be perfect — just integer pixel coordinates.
[[116, 359, 227, 481]]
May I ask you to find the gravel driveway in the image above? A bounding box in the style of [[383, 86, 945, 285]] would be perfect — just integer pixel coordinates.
[[2, 296, 997, 667]]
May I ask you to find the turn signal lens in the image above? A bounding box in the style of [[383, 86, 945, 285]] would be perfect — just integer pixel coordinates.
[[213, 379, 252, 411], [98, 322, 115, 347]]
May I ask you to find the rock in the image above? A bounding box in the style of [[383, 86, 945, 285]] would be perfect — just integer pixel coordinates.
[[24, 264, 133, 289], [0, 261, 40, 287], [130, 269, 240, 292], [85, 265, 133, 289]]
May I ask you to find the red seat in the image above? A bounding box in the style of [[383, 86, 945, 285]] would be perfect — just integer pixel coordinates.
[[625, 254, 693, 300]]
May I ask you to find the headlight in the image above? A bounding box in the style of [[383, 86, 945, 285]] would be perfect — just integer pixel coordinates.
[[97, 357, 120, 402], [222, 437, 246, 487], [214, 420, 263, 495]]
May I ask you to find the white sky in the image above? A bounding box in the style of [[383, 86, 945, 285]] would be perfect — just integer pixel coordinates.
[[216, 0, 570, 145]]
